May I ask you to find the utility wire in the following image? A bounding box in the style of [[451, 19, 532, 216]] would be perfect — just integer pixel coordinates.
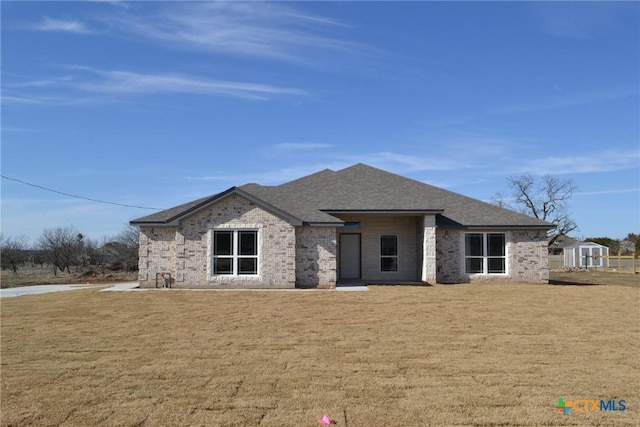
[[1, 174, 163, 210]]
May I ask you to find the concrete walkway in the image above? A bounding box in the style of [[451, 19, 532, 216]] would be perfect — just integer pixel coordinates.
[[1, 282, 368, 297], [99, 282, 143, 292], [0, 284, 99, 298], [100, 284, 369, 292]]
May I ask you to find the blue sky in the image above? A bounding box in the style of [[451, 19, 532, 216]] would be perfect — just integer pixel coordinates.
[[2, 1, 639, 243]]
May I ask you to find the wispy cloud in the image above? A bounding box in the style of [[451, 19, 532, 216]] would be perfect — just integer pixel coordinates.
[[347, 133, 527, 174], [89, 0, 132, 9], [488, 89, 638, 115], [515, 149, 640, 175], [1, 95, 84, 106], [1, 126, 43, 133], [276, 143, 333, 151], [355, 151, 462, 172], [3, 66, 307, 105], [528, 2, 633, 39], [107, 2, 359, 63], [73, 67, 307, 100], [185, 162, 350, 186], [10, 76, 76, 88], [0, 197, 137, 241], [576, 188, 640, 197], [31, 17, 92, 34]]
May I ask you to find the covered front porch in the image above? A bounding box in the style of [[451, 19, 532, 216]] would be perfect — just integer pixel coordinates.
[[333, 213, 437, 285], [336, 278, 430, 287]]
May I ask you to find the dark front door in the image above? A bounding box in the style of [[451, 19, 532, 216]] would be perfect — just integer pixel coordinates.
[[340, 234, 361, 279]]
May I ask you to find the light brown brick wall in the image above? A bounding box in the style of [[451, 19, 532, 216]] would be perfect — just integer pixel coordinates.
[[436, 229, 549, 283], [436, 229, 461, 283], [138, 194, 296, 288], [420, 215, 437, 283], [507, 230, 549, 283], [138, 226, 177, 287], [138, 203, 548, 287], [295, 226, 337, 288]]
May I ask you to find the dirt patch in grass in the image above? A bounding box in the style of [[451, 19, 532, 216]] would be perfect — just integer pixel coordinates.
[[550, 270, 639, 287], [2, 284, 638, 426]]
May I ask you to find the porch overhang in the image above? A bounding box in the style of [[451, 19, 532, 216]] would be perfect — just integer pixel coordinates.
[[324, 209, 444, 216]]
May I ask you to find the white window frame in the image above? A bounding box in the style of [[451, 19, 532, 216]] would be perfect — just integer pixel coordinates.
[[380, 234, 399, 273], [464, 232, 507, 275], [211, 229, 259, 276]]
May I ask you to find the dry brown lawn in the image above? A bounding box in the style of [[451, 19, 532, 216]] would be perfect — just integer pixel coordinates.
[[1, 284, 638, 426], [550, 270, 639, 288]]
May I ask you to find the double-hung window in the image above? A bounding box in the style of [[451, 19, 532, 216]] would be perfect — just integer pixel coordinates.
[[380, 235, 398, 272], [213, 230, 258, 275], [465, 233, 506, 274]]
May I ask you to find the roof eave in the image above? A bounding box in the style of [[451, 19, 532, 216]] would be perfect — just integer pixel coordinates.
[[131, 187, 304, 227], [323, 209, 445, 216], [129, 221, 172, 227], [304, 221, 345, 227], [453, 224, 555, 230]]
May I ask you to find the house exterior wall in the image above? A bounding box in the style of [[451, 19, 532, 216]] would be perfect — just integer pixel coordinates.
[[507, 230, 549, 282], [138, 226, 177, 287], [138, 206, 549, 287], [435, 229, 461, 284], [138, 194, 297, 288], [335, 215, 420, 282], [420, 215, 437, 283], [295, 226, 337, 288], [435, 229, 548, 284]]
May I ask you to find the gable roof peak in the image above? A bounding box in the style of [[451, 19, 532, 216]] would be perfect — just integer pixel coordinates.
[[337, 163, 382, 173], [131, 163, 554, 229]]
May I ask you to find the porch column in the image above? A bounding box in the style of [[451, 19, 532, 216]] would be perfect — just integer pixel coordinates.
[[421, 215, 437, 283]]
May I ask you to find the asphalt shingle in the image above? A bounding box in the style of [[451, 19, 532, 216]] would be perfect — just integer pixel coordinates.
[[131, 163, 553, 229]]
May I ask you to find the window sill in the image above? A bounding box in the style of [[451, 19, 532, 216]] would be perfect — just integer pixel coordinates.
[[465, 273, 509, 276], [208, 275, 261, 281]]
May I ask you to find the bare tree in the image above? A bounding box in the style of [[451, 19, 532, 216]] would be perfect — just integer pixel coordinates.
[[0, 234, 30, 273], [88, 235, 110, 266], [29, 249, 48, 268], [36, 226, 83, 275], [493, 174, 578, 246], [79, 236, 102, 267], [104, 225, 140, 272], [117, 225, 140, 272]]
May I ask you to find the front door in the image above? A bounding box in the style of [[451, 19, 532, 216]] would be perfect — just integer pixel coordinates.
[[340, 234, 361, 279]]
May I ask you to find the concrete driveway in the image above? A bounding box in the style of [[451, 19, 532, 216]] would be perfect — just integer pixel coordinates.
[[1, 283, 367, 297], [0, 282, 140, 298]]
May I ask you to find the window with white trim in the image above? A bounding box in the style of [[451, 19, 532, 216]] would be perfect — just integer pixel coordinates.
[[380, 235, 398, 272], [465, 233, 506, 274], [212, 230, 258, 275]]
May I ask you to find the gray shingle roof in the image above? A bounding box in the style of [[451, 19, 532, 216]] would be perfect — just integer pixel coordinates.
[[131, 163, 554, 229]]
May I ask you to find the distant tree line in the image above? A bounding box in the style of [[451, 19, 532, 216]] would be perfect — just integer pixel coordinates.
[[0, 225, 139, 275], [584, 233, 640, 255]]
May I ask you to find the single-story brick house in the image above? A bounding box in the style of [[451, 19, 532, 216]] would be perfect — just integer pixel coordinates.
[[131, 164, 554, 288]]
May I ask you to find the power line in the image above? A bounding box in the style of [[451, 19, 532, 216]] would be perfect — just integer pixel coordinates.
[[1, 174, 163, 211]]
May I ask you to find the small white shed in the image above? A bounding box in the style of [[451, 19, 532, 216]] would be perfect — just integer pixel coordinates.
[[564, 241, 609, 268]]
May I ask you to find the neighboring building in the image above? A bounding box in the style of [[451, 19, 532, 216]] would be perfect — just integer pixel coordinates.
[[564, 241, 610, 269], [130, 164, 554, 288], [548, 235, 580, 255]]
